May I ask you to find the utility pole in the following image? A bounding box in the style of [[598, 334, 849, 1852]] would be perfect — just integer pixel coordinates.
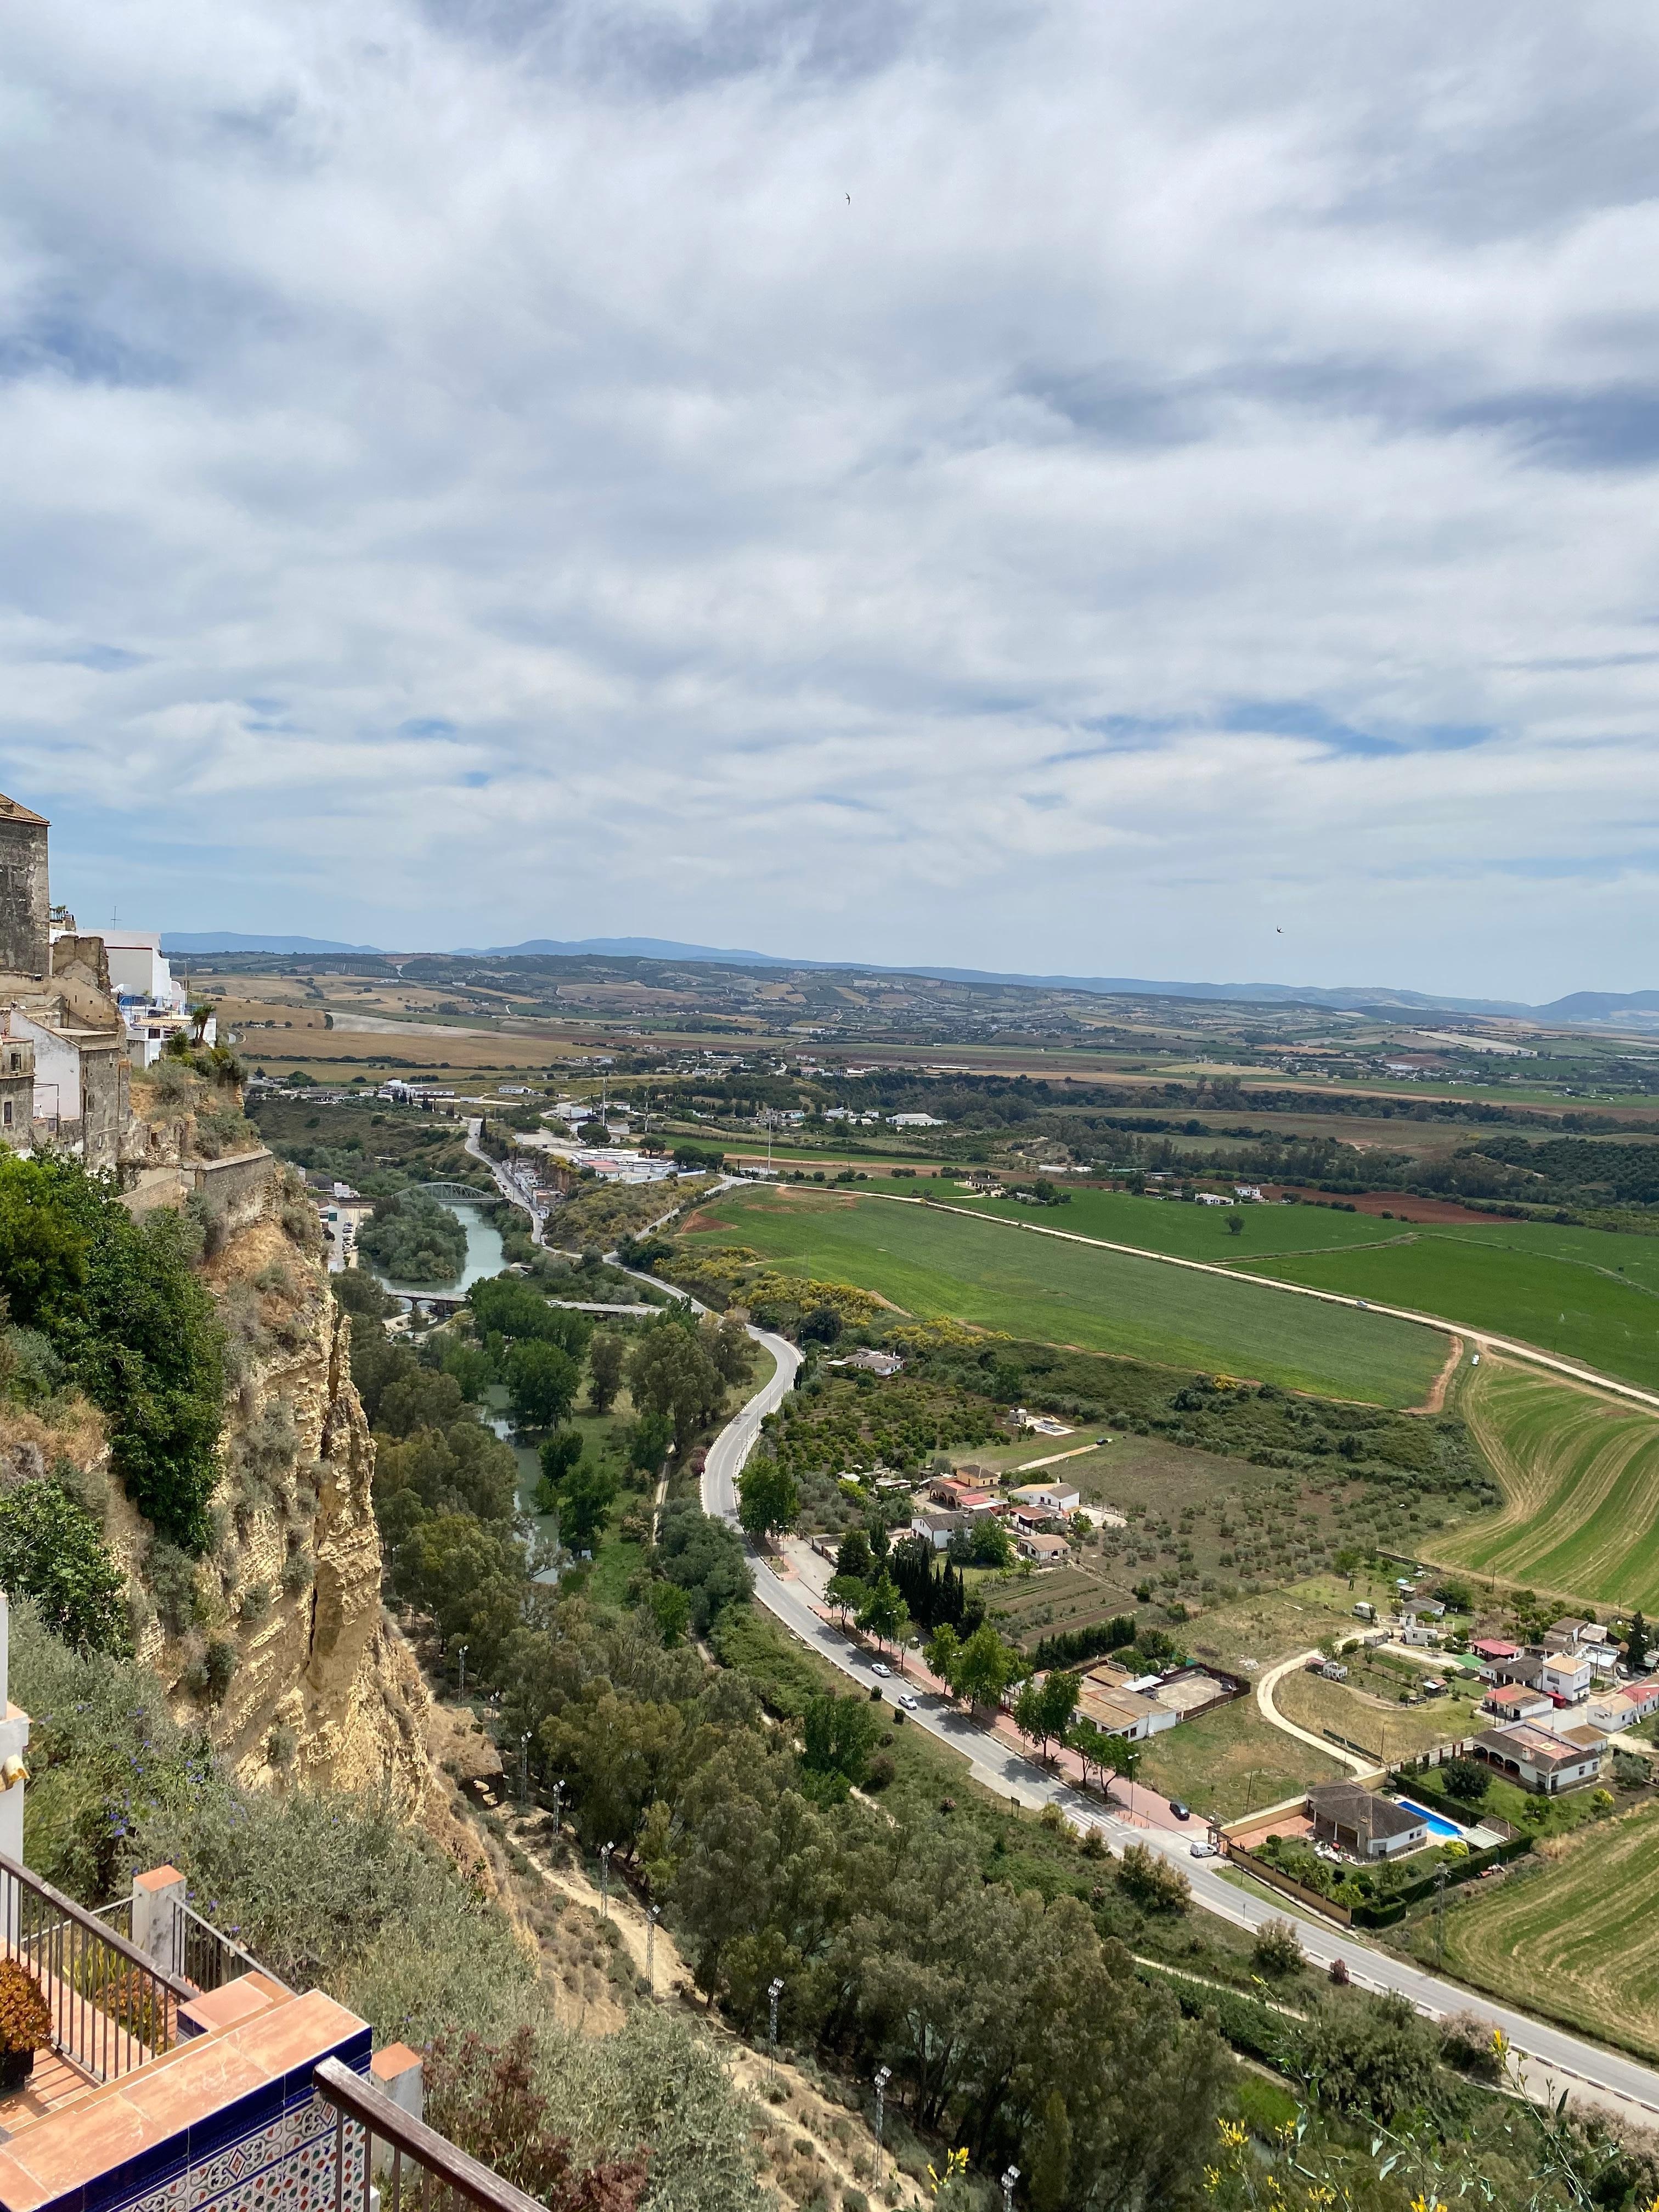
[[456, 1643, 468, 1697], [1435, 1861, 1447, 1970], [1002, 2166, 1020, 2212], [768, 1976, 785, 2081], [647, 1905, 660, 1993], [550, 1778, 564, 1836], [873, 2066, 891, 2172], [599, 1841, 613, 1918], [519, 1731, 532, 1806]]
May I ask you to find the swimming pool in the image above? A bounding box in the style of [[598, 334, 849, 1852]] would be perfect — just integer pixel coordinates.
[[1395, 1797, 1464, 1841]]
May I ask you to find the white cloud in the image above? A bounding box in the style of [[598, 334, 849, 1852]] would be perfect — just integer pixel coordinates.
[[4, 0, 1659, 994]]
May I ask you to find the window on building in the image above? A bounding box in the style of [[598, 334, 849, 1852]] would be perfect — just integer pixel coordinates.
[[3, 1101, 12, 1126]]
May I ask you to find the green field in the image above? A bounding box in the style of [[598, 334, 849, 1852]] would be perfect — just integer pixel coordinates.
[[1437, 1361, 1659, 1610], [873, 1182, 1659, 1397], [1228, 1222, 1659, 1392], [928, 1182, 1412, 1262], [683, 1187, 1447, 1406], [1442, 1808, 1659, 2060]]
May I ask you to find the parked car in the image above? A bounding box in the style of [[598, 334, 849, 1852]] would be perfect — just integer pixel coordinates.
[[1189, 1839, 1217, 1859], [1169, 1801, 1190, 1821]]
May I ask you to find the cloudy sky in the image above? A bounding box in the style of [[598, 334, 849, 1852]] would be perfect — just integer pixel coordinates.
[[5, 2, 1659, 996]]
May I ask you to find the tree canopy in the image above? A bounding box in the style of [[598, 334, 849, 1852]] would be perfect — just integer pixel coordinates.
[[357, 1192, 469, 1285], [0, 1477, 129, 1654], [737, 1457, 798, 1544], [628, 1319, 725, 1453], [0, 1155, 225, 1550]]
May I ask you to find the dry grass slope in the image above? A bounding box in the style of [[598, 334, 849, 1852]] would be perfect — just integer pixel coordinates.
[[1443, 1807, 1659, 2060]]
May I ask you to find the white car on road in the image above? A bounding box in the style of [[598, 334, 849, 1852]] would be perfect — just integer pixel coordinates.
[[871, 1662, 892, 1678]]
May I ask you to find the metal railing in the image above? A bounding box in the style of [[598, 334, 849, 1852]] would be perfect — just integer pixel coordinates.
[[86, 1896, 134, 1940], [173, 1900, 284, 1997], [314, 2058, 548, 2212], [0, 1852, 195, 2085]]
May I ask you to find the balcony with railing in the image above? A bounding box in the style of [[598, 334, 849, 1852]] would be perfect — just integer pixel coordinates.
[[0, 1853, 300, 2140], [0, 1854, 197, 2129], [0, 1860, 543, 2212]]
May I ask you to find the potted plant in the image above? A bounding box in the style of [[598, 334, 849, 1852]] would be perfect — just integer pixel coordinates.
[[0, 1959, 51, 2090]]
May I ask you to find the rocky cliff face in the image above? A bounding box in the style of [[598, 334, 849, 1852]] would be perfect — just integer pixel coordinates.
[[94, 1182, 430, 1808]]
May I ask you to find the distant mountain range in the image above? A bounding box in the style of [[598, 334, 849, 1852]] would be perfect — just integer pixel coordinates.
[[157, 930, 1659, 1026], [163, 932, 387, 956]]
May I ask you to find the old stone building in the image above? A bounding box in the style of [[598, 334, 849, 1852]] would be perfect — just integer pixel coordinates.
[[0, 793, 49, 981], [0, 793, 131, 1170]]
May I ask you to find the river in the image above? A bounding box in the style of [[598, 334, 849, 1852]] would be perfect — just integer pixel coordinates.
[[364, 1198, 506, 1299]]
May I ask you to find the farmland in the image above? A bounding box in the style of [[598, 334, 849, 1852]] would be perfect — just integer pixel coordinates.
[[926, 1180, 1416, 1263], [1438, 1360, 1659, 1611], [1441, 1808, 1659, 2061], [681, 1186, 1447, 1406], [1229, 1221, 1659, 1393], [912, 1176, 1659, 1396]]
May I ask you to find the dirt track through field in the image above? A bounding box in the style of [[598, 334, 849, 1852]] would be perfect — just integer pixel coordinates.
[[1415, 1334, 1464, 1414]]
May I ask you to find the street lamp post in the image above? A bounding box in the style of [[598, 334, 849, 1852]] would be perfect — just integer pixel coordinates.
[[456, 1643, 469, 1697], [647, 1905, 660, 1992], [767, 1977, 784, 2080], [873, 2066, 891, 2170], [599, 1841, 613, 1918], [550, 1778, 564, 1836], [1002, 2167, 1020, 2212], [519, 1731, 532, 1806]]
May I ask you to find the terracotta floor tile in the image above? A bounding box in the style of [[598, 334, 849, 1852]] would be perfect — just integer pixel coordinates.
[[0, 2145, 48, 2211], [5, 2092, 148, 2186], [235, 1992, 358, 2073], [123, 2045, 269, 2127], [178, 1980, 274, 2038]]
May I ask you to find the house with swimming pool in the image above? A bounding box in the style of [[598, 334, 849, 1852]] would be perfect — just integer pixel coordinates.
[[1305, 1782, 1430, 1860]]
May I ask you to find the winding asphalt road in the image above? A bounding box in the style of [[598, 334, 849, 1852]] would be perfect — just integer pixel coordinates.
[[702, 1327, 1659, 2131]]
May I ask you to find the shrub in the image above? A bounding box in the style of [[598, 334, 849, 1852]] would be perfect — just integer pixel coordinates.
[[150, 1541, 203, 1635], [1441, 1757, 1487, 1803], [1252, 1919, 1304, 1977], [1440, 2012, 1505, 2082], [0, 1961, 51, 2055], [1117, 1843, 1190, 1914], [863, 1753, 896, 1792], [267, 1724, 298, 1770], [202, 1638, 238, 1704], [1304, 1993, 1442, 2121]]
